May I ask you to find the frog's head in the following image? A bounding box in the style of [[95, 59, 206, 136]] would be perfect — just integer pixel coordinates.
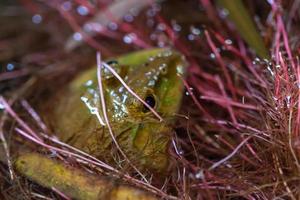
[[115, 49, 186, 121], [104, 49, 187, 170], [55, 48, 187, 171]]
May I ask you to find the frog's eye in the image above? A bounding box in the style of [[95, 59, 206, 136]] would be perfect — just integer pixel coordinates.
[[143, 94, 156, 112], [107, 60, 119, 66]]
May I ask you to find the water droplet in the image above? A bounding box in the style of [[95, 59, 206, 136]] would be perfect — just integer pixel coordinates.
[[83, 24, 92, 32], [0, 102, 4, 110], [159, 63, 167, 69], [226, 163, 232, 168], [84, 23, 103, 33], [187, 34, 195, 41], [49, 149, 58, 157], [194, 170, 204, 179], [210, 53, 216, 59], [146, 9, 156, 17], [32, 14, 42, 24], [150, 33, 157, 40], [118, 86, 124, 93], [129, 7, 140, 16], [152, 3, 161, 12], [81, 96, 105, 125], [147, 19, 154, 27], [148, 56, 155, 62], [108, 22, 118, 31], [163, 50, 172, 57], [157, 41, 165, 47], [87, 88, 96, 95], [190, 26, 201, 35], [81, 96, 88, 102], [123, 33, 136, 44], [123, 14, 134, 22], [185, 88, 193, 96], [263, 58, 269, 63], [90, 107, 97, 114], [6, 63, 15, 71], [61, 1, 72, 11], [148, 80, 155, 86], [176, 65, 184, 75], [172, 21, 181, 32], [73, 32, 82, 41], [159, 63, 167, 74], [77, 5, 89, 16], [267, 66, 274, 76], [85, 80, 93, 86], [286, 95, 291, 108], [220, 8, 229, 18], [225, 39, 232, 45], [123, 36, 132, 44], [157, 23, 166, 31]]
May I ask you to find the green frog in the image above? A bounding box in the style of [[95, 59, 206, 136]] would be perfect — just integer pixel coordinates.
[[42, 48, 186, 171], [14, 48, 187, 199]]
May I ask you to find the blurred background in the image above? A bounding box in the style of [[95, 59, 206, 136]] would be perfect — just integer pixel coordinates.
[[1, 0, 300, 199]]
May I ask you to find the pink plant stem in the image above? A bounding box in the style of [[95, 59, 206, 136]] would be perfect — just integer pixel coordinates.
[[211, 30, 267, 87], [15, 127, 178, 199], [19, 0, 39, 13], [296, 64, 300, 134], [274, 22, 281, 66], [278, 51, 289, 83], [200, 96, 259, 110], [0, 96, 15, 180], [205, 30, 237, 99], [51, 187, 71, 200], [0, 124, 14, 180], [94, 2, 152, 49], [278, 15, 296, 71], [96, 52, 148, 183], [0, 96, 42, 142], [15, 127, 114, 171], [20, 99, 48, 132], [53, 3, 111, 55], [209, 136, 252, 170], [217, 135, 257, 166], [244, 140, 262, 163], [200, 0, 220, 28], [0, 69, 29, 81], [178, 75, 211, 118], [215, 76, 237, 125], [210, 119, 271, 141], [237, 36, 247, 56], [156, 15, 192, 57]]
